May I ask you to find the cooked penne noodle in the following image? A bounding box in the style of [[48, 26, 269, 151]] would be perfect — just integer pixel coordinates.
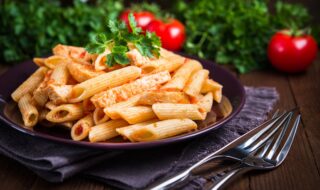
[[38, 109, 55, 127], [184, 69, 209, 97], [116, 119, 158, 142], [13, 42, 228, 143], [93, 108, 110, 125], [59, 122, 74, 129], [198, 92, 213, 112], [67, 59, 105, 82], [150, 52, 186, 74], [104, 95, 141, 119], [161, 59, 202, 91], [152, 103, 206, 120], [94, 49, 111, 71], [71, 114, 94, 141], [45, 101, 58, 110], [213, 96, 232, 118], [44, 55, 70, 69], [46, 85, 72, 105], [46, 103, 84, 123], [91, 71, 171, 108], [11, 67, 48, 102], [53, 44, 91, 61], [118, 106, 156, 124], [201, 79, 223, 94], [89, 119, 129, 142], [33, 57, 46, 67], [50, 62, 69, 85], [138, 91, 190, 105], [32, 70, 52, 107], [130, 119, 197, 141], [213, 88, 222, 103], [83, 98, 95, 113], [18, 94, 39, 128], [69, 66, 142, 103], [52, 44, 70, 57]]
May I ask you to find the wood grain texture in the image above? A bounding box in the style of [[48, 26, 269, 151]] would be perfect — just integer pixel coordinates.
[[238, 68, 320, 190], [288, 56, 320, 173], [0, 155, 37, 190]]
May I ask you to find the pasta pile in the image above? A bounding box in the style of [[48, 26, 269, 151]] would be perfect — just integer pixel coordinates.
[[11, 44, 229, 142]]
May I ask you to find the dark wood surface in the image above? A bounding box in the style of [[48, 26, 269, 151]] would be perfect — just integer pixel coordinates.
[[0, 55, 319, 190]]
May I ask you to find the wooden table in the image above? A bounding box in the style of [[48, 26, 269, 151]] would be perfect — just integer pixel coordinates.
[[0, 56, 319, 190]]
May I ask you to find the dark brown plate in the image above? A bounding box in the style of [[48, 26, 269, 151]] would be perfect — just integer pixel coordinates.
[[0, 56, 245, 150]]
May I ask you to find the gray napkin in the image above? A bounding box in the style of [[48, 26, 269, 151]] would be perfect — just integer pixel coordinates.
[[0, 87, 279, 190]]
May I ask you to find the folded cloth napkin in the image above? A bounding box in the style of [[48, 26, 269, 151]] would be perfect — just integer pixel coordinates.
[[0, 87, 279, 190]]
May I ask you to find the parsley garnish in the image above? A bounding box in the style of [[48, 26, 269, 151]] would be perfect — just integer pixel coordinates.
[[85, 13, 161, 67]]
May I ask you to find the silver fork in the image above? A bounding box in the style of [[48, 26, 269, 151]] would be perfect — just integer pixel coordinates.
[[210, 112, 301, 190], [149, 110, 295, 190]]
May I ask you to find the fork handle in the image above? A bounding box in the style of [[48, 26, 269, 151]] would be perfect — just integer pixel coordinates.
[[211, 164, 251, 190], [149, 154, 225, 190]]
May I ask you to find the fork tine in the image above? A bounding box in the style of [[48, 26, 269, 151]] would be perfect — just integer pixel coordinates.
[[266, 112, 293, 160], [239, 111, 288, 149], [247, 111, 293, 152], [275, 115, 300, 165], [272, 109, 280, 119], [257, 137, 273, 158]]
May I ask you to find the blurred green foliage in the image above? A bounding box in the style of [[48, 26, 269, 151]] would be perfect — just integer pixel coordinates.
[[0, 0, 317, 73], [0, 0, 123, 63], [172, 0, 312, 73]]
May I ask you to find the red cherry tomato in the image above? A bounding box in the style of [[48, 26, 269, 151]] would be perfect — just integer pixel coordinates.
[[146, 19, 186, 51], [268, 30, 318, 73], [119, 10, 155, 32]]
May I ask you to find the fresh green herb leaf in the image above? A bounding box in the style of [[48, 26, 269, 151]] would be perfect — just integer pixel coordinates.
[[114, 53, 130, 65], [128, 13, 142, 34], [86, 12, 161, 67]]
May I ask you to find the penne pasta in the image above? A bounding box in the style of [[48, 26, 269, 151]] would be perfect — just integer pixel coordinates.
[[89, 119, 129, 142], [83, 98, 95, 113], [201, 79, 223, 94], [67, 59, 105, 82], [45, 101, 58, 110], [130, 119, 197, 141], [59, 122, 74, 129], [11, 67, 48, 102], [138, 91, 190, 105], [93, 108, 110, 125], [38, 109, 55, 127], [161, 59, 202, 91], [116, 119, 158, 142], [69, 66, 142, 103], [46, 84, 72, 105], [184, 69, 209, 97], [33, 57, 46, 67], [213, 88, 222, 103], [198, 92, 214, 112], [44, 55, 70, 69], [71, 114, 94, 141], [150, 50, 186, 74], [212, 96, 233, 118], [152, 103, 206, 120], [32, 70, 52, 107], [94, 49, 111, 71], [91, 71, 171, 108], [13, 42, 228, 143], [104, 95, 141, 119], [18, 94, 39, 128], [46, 103, 84, 123], [117, 106, 156, 124], [50, 62, 69, 85]]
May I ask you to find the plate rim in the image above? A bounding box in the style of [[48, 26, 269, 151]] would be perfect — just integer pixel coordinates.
[[0, 56, 245, 150]]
